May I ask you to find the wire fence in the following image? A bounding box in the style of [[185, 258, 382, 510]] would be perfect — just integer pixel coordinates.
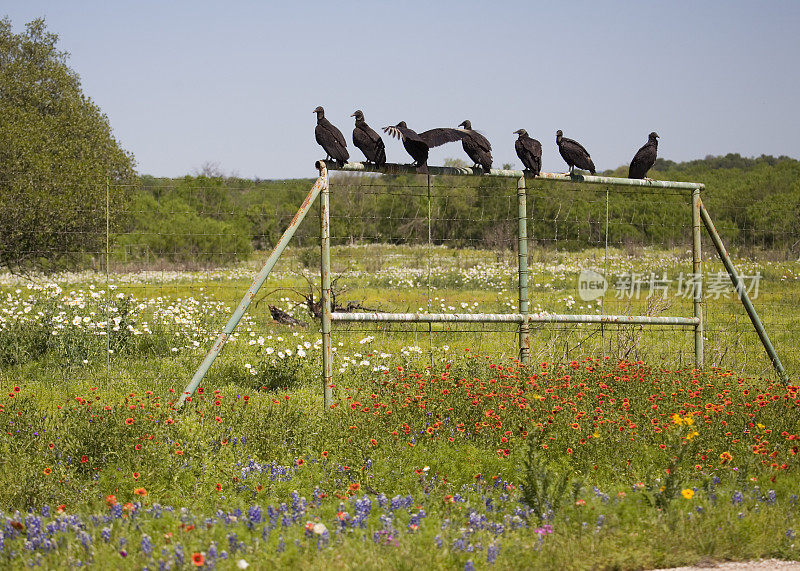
[[0, 170, 797, 395]]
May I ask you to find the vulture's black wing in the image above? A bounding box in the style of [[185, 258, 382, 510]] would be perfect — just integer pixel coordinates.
[[516, 137, 542, 175], [383, 125, 425, 144], [316, 120, 349, 165], [418, 128, 468, 148], [628, 143, 657, 179], [354, 123, 386, 166], [324, 118, 348, 150], [467, 130, 492, 152], [562, 136, 591, 158]]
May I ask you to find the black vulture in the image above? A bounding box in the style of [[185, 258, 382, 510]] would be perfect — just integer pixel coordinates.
[[628, 132, 659, 179], [457, 120, 493, 172], [313, 106, 349, 167], [513, 129, 542, 176], [382, 122, 467, 174], [556, 130, 595, 175], [351, 110, 386, 167]]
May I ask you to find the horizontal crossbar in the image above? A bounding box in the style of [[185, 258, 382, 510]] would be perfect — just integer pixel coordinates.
[[331, 312, 700, 326], [323, 161, 705, 191]]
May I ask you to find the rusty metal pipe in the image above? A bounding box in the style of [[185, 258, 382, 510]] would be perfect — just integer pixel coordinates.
[[326, 161, 704, 190]]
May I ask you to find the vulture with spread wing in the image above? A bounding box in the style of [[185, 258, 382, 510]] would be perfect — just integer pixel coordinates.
[[382, 122, 467, 173]]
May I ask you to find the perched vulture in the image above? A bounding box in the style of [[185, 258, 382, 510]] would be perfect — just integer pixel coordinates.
[[556, 130, 595, 175], [628, 132, 659, 179], [351, 110, 386, 166], [382, 121, 467, 174], [513, 129, 542, 176], [313, 106, 349, 166], [458, 120, 492, 172]]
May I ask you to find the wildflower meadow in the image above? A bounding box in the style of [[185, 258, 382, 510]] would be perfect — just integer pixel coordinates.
[[1, 246, 799, 569]]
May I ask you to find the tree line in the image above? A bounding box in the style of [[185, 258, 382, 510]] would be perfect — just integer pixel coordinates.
[[119, 155, 800, 266], [2, 18, 798, 272]]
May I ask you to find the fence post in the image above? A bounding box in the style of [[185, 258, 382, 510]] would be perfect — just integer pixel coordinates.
[[692, 188, 704, 368], [517, 175, 530, 364], [320, 162, 333, 408]]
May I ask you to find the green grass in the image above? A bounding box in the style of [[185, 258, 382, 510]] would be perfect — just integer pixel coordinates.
[[0, 245, 798, 569]]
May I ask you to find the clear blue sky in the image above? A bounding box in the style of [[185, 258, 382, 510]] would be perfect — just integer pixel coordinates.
[[4, 1, 800, 179]]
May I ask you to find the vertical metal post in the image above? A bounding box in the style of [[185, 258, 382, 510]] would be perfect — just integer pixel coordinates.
[[105, 175, 111, 398], [517, 176, 530, 364], [320, 163, 333, 408], [427, 173, 433, 367], [698, 200, 789, 384], [692, 188, 704, 368], [602, 187, 609, 357]]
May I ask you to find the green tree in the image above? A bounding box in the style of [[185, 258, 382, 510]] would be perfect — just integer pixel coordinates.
[[0, 17, 135, 270]]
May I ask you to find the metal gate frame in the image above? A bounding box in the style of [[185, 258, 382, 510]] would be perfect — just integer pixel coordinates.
[[178, 160, 788, 408]]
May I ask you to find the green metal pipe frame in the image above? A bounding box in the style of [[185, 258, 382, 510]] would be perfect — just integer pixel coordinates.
[[320, 162, 333, 408], [698, 199, 790, 384], [517, 175, 530, 363], [177, 162, 329, 406], [692, 188, 704, 368], [331, 312, 700, 326], [327, 161, 705, 191]]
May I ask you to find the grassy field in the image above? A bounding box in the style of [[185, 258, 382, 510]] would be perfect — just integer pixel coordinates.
[[1, 245, 798, 569]]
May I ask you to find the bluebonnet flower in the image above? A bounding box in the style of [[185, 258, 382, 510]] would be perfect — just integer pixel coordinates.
[[465, 559, 475, 571], [317, 530, 330, 550], [767, 490, 777, 504], [141, 534, 153, 556], [732, 491, 744, 505], [434, 535, 443, 548], [487, 542, 500, 565], [248, 505, 262, 526], [596, 514, 605, 531], [78, 530, 92, 551], [227, 533, 238, 553], [174, 544, 185, 566], [787, 529, 795, 539], [352, 496, 372, 528], [276, 535, 285, 553], [452, 536, 468, 551]]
